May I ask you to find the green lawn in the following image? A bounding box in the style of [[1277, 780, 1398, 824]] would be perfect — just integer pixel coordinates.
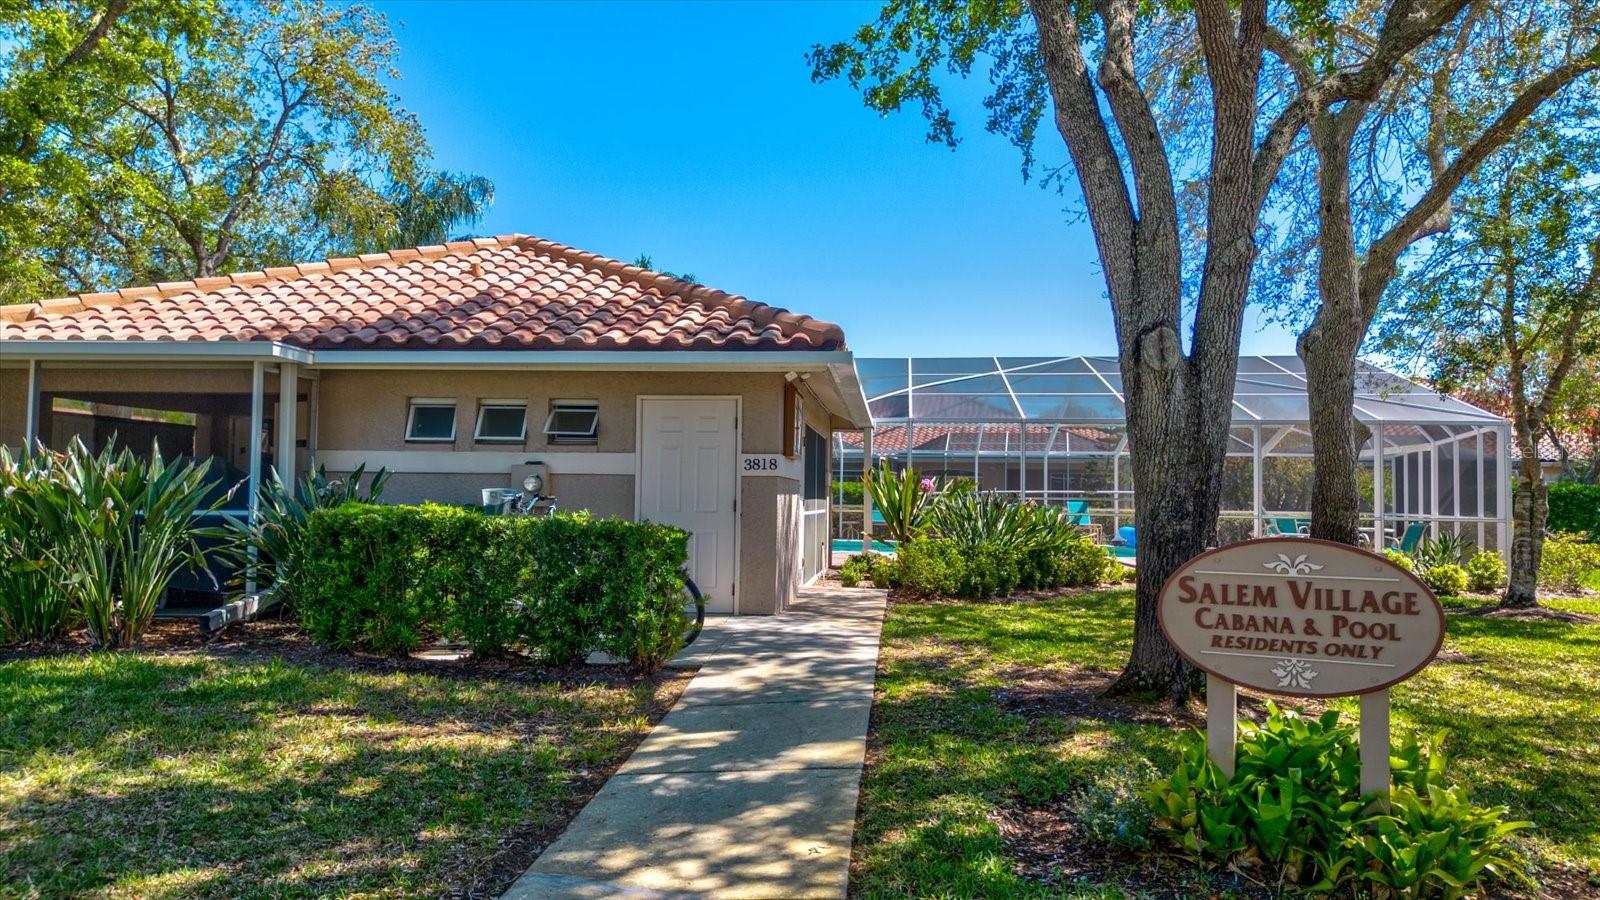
[[0, 646, 682, 897], [853, 589, 1600, 897]]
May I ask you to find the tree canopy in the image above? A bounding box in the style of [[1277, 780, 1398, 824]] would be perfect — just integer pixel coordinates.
[[0, 0, 493, 303]]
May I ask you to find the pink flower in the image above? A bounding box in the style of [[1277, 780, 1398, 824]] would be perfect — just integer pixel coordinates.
[[919, 478, 936, 493]]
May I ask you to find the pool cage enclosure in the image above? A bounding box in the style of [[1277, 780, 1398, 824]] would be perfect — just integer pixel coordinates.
[[833, 356, 1510, 555]]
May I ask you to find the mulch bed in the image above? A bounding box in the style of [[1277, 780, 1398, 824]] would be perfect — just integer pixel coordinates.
[[992, 663, 1326, 728], [990, 802, 1278, 898], [0, 613, 696, 690]]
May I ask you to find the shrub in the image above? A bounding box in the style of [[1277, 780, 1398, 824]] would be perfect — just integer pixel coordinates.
[[1146, 704, 1530, 895], [1076, 759, 1158, 850], [838, 551, 880, 587], [298, 504, 441, 655], [1464, 551, 1507, 593], [0, 440, 226, 648], [1101, 554, 1134, 584], [889, 538, 966, 597], [957, 542, 1020, 597], [1546, 483, 1600, 536], [834, 480, 864, 505], [1540, 531, 1600, 594], [293, 505, 690, 670], [1384, 547, 1416, 572], [1422, 563, 1469, 595]]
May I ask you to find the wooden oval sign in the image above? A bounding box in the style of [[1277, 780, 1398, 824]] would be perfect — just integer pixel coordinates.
[[1157, 538, 1444, 698]]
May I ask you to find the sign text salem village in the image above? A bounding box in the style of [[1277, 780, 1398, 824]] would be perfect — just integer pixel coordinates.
[[1157, 537, 1446, 796]]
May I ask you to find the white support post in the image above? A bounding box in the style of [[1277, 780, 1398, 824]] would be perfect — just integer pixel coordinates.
[[1476, 431, 1486, 551], [1360, 690, 1391, 801], [23, 359, 39, 449], [1429, 444, 1439, 540], [1496, 425, 1510, 560], [1206, 673, 1237, 778], [246, 361, 264, 595], [861, 426, 874, 543], [1372, 426, 1386, 549], [1251, 424, 1264, 537], [276, 363, 299, 487], [307, 377, 320, 469]]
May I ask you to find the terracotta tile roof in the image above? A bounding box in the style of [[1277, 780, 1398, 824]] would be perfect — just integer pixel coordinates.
[[0, 235, 845, 352]]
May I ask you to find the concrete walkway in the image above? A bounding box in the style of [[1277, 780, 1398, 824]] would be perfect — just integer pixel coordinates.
[[504, 585, 887, 900]]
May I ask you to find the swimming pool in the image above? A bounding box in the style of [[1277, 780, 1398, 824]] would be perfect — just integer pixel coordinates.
[[830, 539, 898, 554]]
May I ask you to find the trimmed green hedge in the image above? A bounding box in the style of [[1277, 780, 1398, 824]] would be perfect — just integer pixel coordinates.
[[294, 504, 688, 670], [1547, 482, 1600, 538]]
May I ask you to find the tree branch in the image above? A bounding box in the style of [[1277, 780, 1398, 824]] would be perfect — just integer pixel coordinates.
[[1361, 51, 1600, 314], [1027, 0, 1139, 314]]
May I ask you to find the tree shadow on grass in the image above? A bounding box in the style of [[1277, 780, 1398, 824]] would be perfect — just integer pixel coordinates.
[[0, 654, 677, 898]]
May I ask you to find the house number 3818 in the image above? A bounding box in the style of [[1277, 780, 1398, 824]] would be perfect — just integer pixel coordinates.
[[742, 456, 781, 472]]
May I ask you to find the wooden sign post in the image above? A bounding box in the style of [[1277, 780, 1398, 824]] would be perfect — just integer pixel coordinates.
[[1158, 538, 1444, 797]]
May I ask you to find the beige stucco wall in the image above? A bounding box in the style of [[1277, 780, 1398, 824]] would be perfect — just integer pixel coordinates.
[[0, 367, 26, 449], [315, 369, 788, 455], [739, 475, 803, 615]]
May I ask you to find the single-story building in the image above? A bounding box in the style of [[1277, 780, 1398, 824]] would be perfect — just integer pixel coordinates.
[[0, 234, 871, 615]]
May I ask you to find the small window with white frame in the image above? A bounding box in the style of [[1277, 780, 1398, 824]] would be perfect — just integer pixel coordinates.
[[405, 398, 457, 442], [543, 400, 599, 445], [474, 400, 528, 443]]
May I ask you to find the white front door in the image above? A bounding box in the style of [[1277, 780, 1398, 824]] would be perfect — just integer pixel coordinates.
[[638, 398, 739, 613]]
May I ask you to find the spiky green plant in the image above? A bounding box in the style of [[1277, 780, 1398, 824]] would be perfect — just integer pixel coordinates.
[[225, 463, 390, 600], [0, 446, 75, 643], [862, 459, 942, 544], [4, 439, 229, 648]]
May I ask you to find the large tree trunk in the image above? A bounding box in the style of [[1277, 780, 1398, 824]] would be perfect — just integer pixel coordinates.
[[1503, 435, 1548, 607], [1107, 329, 1220, 702], [1301, 318, 1368, 546], [1300, 112, 1369, 547]]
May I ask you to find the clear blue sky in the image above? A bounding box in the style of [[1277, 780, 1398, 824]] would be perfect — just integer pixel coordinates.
[[372, 0, 1299, 357]]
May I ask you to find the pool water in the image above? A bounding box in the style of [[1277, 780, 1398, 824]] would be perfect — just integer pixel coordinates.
[[831, 539, 898, 554]]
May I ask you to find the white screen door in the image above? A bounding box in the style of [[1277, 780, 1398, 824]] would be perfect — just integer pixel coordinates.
[[638, 398, 738, 613]]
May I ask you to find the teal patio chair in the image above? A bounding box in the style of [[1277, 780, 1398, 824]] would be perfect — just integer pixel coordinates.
[[1267, 517, 1307, 537], [1064, 500, 1103, 542], [1390, 521, 1427, 555]]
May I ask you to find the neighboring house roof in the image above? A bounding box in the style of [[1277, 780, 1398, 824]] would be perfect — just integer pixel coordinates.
[[1515, 433, 1594, 464], [0, 235, 845, 352]]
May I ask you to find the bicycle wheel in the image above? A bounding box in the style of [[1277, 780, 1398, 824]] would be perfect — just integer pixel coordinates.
[[681, 576, 706, 647]]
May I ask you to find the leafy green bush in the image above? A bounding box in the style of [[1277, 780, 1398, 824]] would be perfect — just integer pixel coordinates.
[[294, 505, 689, 670], [838, 551, 881, 587], [834, 480, 864, 505], [1146, 704, 1530, 895], [1540, 531, 1600, 594], [888, 538, 966, 596], [1546, 483, 1600, 536], [1101, 554, 1135, 584], [1463, 551, 1507, 592], [0, 440, 227, 648], [1384, 547, 1416, 572], [1075, 759, 1157, 850], [1422, 563, 1469, 595]]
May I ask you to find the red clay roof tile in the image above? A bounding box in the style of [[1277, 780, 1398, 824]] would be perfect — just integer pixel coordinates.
[[1, 235, 845, 352]]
